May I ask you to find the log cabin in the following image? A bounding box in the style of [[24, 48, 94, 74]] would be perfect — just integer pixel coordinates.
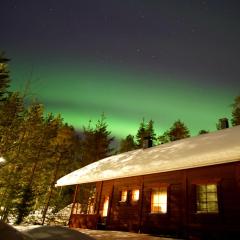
[[56, 125, 240, 239]]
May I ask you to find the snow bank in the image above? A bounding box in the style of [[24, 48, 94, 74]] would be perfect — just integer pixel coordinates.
[[0, 221, 33, 240]]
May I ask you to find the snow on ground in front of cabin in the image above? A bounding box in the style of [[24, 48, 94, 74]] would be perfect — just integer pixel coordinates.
[[13, 225, 180, 240]]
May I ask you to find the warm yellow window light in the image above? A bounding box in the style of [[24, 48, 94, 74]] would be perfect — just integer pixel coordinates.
[[196, 184, 218, 213], [120, 190, 128, 202], [151, 187, 167, 213], [102, 196, 109, 217], [132, 189, 140, 201]]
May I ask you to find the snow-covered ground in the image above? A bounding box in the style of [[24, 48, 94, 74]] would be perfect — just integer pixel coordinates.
[[1, 205, 180, 240], [23, 204, 72, 226], [0, 221, 33, 240], [3, 204, 72, 226], [11, 224, 180, 240], [15, 225, 94, 240]]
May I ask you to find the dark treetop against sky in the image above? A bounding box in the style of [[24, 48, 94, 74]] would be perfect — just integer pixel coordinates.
[[1, 0, 240, 138]]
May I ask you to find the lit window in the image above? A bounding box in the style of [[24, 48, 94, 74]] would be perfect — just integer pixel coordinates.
[[102, 196, 109, 217], [151, 187, 167, 213], [196, 184, 218, 213], [120, 190, 128, 202], [132, 189, 140, 201]]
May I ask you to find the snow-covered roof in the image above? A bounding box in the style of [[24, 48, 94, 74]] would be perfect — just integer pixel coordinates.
[[56, 126, 240, 186]]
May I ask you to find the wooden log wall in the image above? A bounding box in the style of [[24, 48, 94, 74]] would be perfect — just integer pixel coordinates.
[[72, 161, 240, 238]]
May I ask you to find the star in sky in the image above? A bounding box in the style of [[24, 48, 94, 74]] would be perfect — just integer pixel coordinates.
[[1, 0, 240, 138]]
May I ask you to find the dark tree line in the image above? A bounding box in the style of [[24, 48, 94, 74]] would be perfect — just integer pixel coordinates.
[[0, 53, 114, 224], [120, 98, 240, 152], [120, 118, 190, 152]]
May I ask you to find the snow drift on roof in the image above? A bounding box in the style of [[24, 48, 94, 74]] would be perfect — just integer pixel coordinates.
[[56, 126, 240, 186]]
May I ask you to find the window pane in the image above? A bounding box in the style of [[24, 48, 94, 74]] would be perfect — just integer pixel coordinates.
[[207, 202, 218, 212], [196, 183, 218, 213], [207, 184, 217, 192], [197, 202, 207, 212], [198, 192, 207, 201], [197, 185, 206, 193], [121, 190, 127, 202], [132, 189, 139, 201], [159, 192, 167, 204], [152, 205, 160, 213], [160, 201, 167, 213], [153, 193, 160, 204], [151, 187, 167, 213], [207, 192, 217, 201]]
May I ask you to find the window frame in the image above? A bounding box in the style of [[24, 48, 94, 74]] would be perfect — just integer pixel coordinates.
[[119, 190, 128, 202], [150, 184, 169, 214], [131, 189, 140, 202], [192, 179, 220, 215], [196, 183, 219, 214]]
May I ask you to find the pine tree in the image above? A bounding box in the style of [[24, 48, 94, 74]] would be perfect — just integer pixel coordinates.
[[168, 120, 190, 141], [13, 104, 66, 224], [41, 122, 79, 224], [136, 118, 146, 147], [146, 119, 157, 144], [119, 135, 136, 153], [13, 103, 46, 224], [231, 95, 240, 126], [94, 114, 114, 160], [76, 115, 114, 218], [0, 92, 25, 155], [0, 54, 84, 222], [0, 52, 11, 101], [15, 186, 35, 224], [82, 121, 97, 166], [158, 130, 170, 144], [0, 93, 25, 221], [82, 115, 114, 165]]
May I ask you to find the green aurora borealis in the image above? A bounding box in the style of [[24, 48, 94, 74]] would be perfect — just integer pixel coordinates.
[[9, 60, 237, 139], [3, 1, 240, 140]]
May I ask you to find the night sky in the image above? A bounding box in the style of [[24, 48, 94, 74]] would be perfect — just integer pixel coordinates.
[[1, 0, 240, 138]]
